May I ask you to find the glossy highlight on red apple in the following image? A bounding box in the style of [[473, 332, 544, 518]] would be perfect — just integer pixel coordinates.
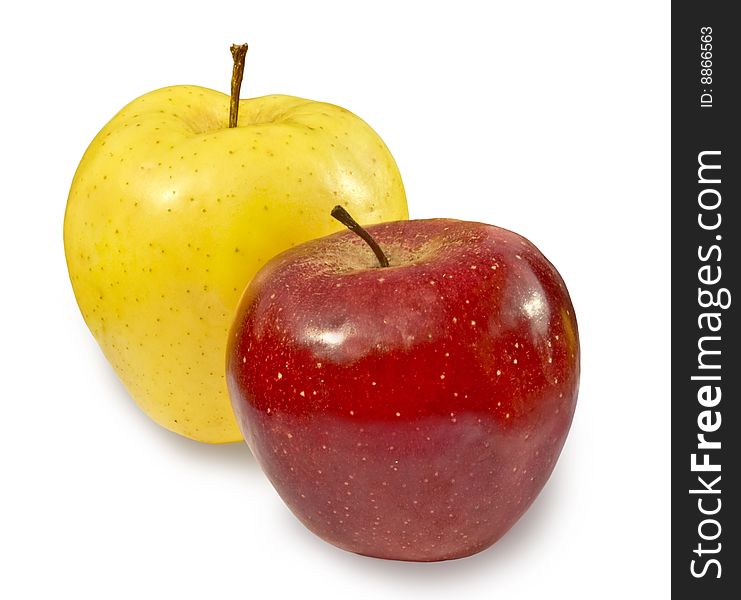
[[226, 214, 579, 561]]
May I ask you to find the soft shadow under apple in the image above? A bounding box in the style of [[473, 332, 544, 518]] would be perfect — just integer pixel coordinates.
[[153, 429, 258, 473], [97, 351, 258, 473]]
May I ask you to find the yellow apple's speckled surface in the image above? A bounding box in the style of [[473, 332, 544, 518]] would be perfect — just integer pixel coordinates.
[[64, 85, 408, 443]]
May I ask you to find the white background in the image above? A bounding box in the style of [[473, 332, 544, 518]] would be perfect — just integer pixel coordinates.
[[1, 1, 669, 598]]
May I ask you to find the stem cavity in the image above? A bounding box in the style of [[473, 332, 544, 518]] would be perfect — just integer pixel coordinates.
[[331, 206, 390, 268]]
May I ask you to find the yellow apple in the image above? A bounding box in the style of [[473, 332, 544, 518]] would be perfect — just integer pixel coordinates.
[[64, 79, 408, 443]]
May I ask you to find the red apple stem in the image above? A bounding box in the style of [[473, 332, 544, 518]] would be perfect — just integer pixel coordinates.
[[331, 206, 390, 268], [229, 43, 248, 128]]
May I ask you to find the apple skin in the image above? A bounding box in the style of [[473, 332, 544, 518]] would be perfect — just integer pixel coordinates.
[[226, 218, 579, 561], [64, 85, 407, 443]]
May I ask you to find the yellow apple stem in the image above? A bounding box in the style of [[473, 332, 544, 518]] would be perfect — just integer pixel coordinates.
[[229, 43, 249, 128], [331, 205, 390, 268]]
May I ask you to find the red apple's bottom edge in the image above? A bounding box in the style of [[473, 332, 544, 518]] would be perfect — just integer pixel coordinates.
[[322, 531, 507, 563], [349, 547, 488, 563]]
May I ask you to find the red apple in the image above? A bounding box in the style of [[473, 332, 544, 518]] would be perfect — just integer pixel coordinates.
[[226, 208, 579, 561]]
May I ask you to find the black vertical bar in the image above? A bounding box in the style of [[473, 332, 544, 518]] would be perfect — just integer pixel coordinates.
[[672, 3, 739, 596]]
